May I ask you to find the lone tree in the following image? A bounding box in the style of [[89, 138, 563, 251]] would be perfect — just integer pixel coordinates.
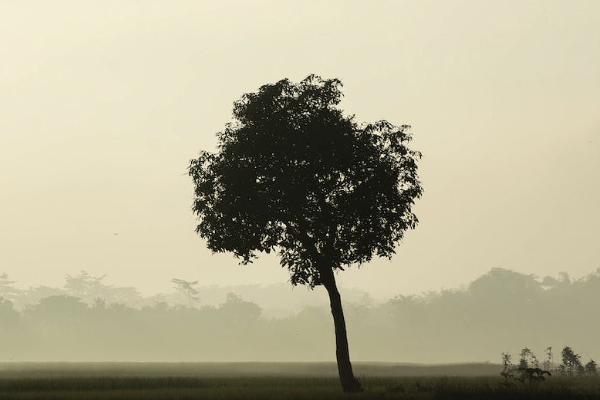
[[189, 75, 422, 392]]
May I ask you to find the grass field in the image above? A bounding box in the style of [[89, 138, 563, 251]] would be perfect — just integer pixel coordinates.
[[1, 363, 599, 399]]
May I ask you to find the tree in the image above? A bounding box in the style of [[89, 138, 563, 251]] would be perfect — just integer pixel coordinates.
[[560, 346, 584, 376], [543, 346, 553, 372], [515, 348, 550, 383], [500, 352, 514, 381], [65, 271, 142, 306], [189, 75, 422, 392], [65, 270, 107, 300], [27, 295, 89, 324], [0, 273, 19, 302], [0, 297, 19, 327], [220, 293, 261, 324], [519, 347, 539, 369], [171, 278, 200, 307], [585, 359, 598, 376]]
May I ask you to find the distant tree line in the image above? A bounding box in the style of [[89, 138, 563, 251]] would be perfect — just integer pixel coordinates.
[[0, 271, 370, 317], [1, 268, 600, 362]]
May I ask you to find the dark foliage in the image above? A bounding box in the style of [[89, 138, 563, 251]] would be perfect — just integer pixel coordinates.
[[501, 348, 551, 384], [560, 346, 584, 376], [585, 360, 598, 375], [189, 74, 422, 286]]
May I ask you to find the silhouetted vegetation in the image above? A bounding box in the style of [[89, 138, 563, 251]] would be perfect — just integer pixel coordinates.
[[501, 345, 598, 385], [557, 346, 598, 377], [501, 348, 550, 384], [585, 360, 598, 375]]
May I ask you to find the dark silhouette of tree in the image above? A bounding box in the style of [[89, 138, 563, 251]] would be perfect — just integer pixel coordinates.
[[501, 349, 551, 384], [515, 348, 550, 383], [189, 75, 422, 392], [542, 346, 553, 372], [519, 347, 539, 369], [585, 359, 598, 375], [560, 346, 584, 376], [500, 352, 514, 381]]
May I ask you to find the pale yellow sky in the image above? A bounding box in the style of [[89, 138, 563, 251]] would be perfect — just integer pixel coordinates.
[[1, 0, 599, 297]]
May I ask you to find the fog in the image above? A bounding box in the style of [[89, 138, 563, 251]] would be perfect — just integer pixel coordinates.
[[2, 268, 599, 363], [1, 1, 599, 373], [1, 1, 599, 298]]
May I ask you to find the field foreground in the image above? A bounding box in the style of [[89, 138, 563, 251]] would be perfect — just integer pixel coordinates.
[[1, 363, 599, 400]]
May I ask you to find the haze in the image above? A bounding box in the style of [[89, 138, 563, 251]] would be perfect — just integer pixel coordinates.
[[1, 0, 599, 298]]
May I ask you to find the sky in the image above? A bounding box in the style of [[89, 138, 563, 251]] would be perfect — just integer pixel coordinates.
[[1, 0, 599, 299]]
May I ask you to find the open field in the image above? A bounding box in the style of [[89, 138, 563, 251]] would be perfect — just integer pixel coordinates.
[[1, 363, 600, 400]]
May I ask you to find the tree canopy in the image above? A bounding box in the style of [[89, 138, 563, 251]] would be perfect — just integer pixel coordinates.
[[189, 75, 422, 287]]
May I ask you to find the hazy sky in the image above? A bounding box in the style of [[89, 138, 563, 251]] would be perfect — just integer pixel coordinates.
[[1, 0, 599, 298]]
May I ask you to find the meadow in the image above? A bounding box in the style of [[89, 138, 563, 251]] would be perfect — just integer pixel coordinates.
[[1, 363, 599, 400]]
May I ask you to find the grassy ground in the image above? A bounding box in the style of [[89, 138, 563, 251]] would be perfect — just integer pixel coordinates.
[[0, 363, 599, 399]]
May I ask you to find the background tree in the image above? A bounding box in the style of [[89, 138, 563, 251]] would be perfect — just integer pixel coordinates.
[[519, 347, 539, 370], [543, 346, 553, 372], [0, 297, 19, 326], [220, 293, 262, 325], [64, 271, 142, 306], [171, 278, 200, 307], [500, 352, 514, 381], [560, 346, 584, 376], [0, 273, 18, 302], [585, 359, 598, 376], [189, 75, 422, 392], [64, 271, 107, 300]]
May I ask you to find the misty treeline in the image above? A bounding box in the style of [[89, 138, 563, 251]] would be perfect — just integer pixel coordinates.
[[0, 271, 370, 318], [1, 268, 599, 362]]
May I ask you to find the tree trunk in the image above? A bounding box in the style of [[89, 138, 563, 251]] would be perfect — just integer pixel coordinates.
[[320, 266, 362, 393]]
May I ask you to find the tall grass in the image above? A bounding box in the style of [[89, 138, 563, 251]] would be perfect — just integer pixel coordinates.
[[0, 374, 599, 400]]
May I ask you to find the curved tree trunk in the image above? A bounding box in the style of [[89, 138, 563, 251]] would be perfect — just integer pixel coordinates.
[[321, 267, 362, 393]]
